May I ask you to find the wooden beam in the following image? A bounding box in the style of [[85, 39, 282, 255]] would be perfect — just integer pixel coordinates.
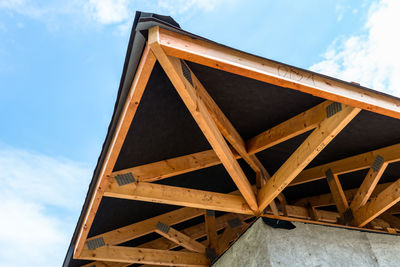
[[283, 204, 338, 223], [86, 207, 203, 247], [294, 182, 393, 207], [154, 222, 206, 253], [247, 101, 332, 154], [325, 169, 349, 222], [104, 180, 254, 215], [79, 246, 209, 266], [149, 30, 258, 211], [204, 210, 218, 250], [74, 45, 156, 257], [380, 213, 400, 229], [292, 143, 400, 186], [352, 179, 400, 227], [257, 103, 360, 212], [350, 156, 388, 211], [112, 149, 222, 182], [152, 26, 400, 120]]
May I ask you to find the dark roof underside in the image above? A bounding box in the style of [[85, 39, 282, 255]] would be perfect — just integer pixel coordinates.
[[64, 12, 400, 267]]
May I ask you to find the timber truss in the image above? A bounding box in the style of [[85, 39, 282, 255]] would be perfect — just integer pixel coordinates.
[[74, 26, 400, 267]]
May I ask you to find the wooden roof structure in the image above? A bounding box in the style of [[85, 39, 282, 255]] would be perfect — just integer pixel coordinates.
[[63, 12, 400, 267]]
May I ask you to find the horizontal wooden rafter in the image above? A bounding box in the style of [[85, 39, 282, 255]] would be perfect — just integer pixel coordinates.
[[79, 246, 209, 266], [104, 179, 254, 215], [74, 45, 156, 257], [112, 149, 222, 183], [292, 143, 400, 186], [152, 26, 400, 120]]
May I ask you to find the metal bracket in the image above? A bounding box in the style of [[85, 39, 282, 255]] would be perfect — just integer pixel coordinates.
[[86, 237, 105, 250], [206, 247, 217, 262], [156, 221, 170, 234], [115, 173, 136, 186], [325, 169, 334, 182], [326, 102, 342, 118], [227, 217, 242, 228], [180, 59, 193, 86], [371, 155, 384, 172], [206, 210, 215, 216]]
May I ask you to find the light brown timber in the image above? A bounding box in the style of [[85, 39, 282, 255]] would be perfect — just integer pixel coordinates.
[[350, 158, 388, 211], [292, 143, 400, 186], [352, 179, 400, 227], [155, 224, 206, 253], [79, 246, 209, 266], [326, 169, 349, 220], [204, 210, 218, 250], [104, 180, 254, 215]]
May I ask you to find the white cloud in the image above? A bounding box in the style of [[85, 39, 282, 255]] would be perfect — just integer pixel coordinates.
[[0, 145, 91, 266], [310, 0, 400, 97], [83, 0, 131, 24], [0, 0, 47, 18]]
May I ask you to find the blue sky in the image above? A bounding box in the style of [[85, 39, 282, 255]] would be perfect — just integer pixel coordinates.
[[0, 0, 399, 266]]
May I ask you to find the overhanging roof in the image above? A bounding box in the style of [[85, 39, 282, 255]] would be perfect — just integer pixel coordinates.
[[64, 12, 400, 267]]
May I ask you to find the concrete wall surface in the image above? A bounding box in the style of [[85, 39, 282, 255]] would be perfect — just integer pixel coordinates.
[[213, 218, 400, 267]]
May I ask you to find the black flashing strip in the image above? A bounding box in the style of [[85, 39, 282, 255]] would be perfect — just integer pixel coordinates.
[[180, 60, 193, 86], [86, 237, 105, 250], [325, 168, 334, 182], [326, 102, 342, 118], [262, 217, 296, 230], [156, 221, 170, 234], [372, 155, 385, 171], [115, 173, 136, 186]]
